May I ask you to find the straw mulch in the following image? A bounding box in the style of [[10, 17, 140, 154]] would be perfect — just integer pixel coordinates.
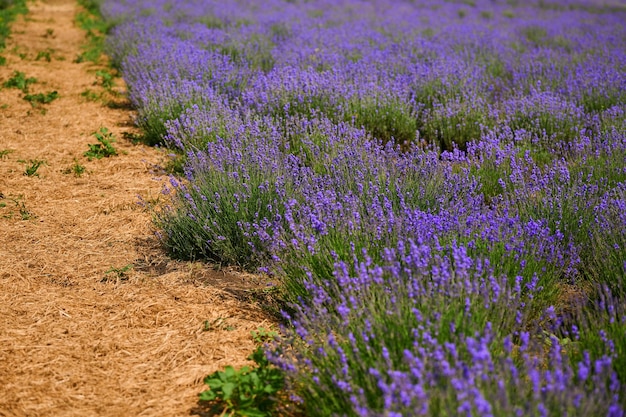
[[0, 1, 274, 415]]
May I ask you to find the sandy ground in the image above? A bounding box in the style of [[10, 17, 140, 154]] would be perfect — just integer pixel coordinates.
[[0, 1, 274, 415]]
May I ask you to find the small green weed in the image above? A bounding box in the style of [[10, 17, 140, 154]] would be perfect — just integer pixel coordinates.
[[62, 159, 86, 177], [23, 91, 59, 106], [0, 148, 14, 159], [74, 0, 112, 64], [2, 70, 37, 92], [102, 264, 133, 282], [95, 69, 115, 90], [35, 48, 54, 62], [0, 195, 33, 220], [80, 88, 102, 102], [84, 127, 118, 160], [0, 0, 28, 53], [19, 203, 31, 219], [251, 327, 278, 344], [202, 317, 236, 332], [121, 131, 144, 145], [199, 345, 285, 417], [23, 159, 46, 177]]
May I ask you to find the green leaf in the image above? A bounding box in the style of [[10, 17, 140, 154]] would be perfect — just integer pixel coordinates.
[[240, 409, 266, 417], [249, 372, 260, 388], [206, 375, 223, 385], [221, 382, 235, 400], [199, 389, 218, 401], [223, 366, 236, 379]]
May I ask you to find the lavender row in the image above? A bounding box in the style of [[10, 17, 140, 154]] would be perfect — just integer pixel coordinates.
[[101, 0, 626, 414]]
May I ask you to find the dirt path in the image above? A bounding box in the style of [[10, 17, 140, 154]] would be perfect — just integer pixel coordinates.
[[0, 1, 271, 415]]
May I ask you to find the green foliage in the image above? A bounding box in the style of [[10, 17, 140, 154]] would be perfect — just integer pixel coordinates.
[[0, 148, 14, 159], [195, 14, 224, 29], [503, 10, 515, 18], [213, 34, 276, 73], [80, 88, 102, 102], [138, 108, 179, 146], [544, 157, 623, 275], [35, 48, 53, 62], [95, 69, 115, 90], [0, 0, 27, 52], [520, 25, 572, 52], [84, 127, 118, 160], [202, 317, 236, 332], [157, 164, 286, 268], [23, 91, 59, 106], [272, 93, 418, 148], [251, 327, 278, 344], [199, 346, 284, 417], [0, 195, 33, 220], [80, 70, 118, 105], [564, 283, 626, 387], [522, 26, 547, 46], [346, 96, 418, 147], [74, 0, 111, 64], [163, 151, 185, 174], [421, 104, 489, 151], [23, 159, 46, 177], [579, 89, 625, 113], [102, 264, 133, 282], [62, 159, 86, 177], [2, 70, 37, 92], [136, 95, 206, 146], [413, 78, 462, 112], [507, 109, 580, 143], [283, 246, 532, 417], [121, 131, 146, 145]]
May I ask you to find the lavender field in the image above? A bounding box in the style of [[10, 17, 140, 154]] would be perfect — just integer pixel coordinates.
[[101, 0, 625, 415]]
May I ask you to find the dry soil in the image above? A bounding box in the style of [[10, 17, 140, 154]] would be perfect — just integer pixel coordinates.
[[0, 1, 273, 415]]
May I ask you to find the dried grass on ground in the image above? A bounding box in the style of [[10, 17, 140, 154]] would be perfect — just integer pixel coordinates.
[[0, 1, 273, 415]]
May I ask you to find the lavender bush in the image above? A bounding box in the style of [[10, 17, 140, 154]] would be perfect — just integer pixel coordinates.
[[101, 0, 626, 414]]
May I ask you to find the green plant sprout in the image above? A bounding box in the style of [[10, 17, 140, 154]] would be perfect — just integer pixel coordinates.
[[23, 159, 46, 177], [95, 69, 115, 90], [62, 159, 86, 177], [202, 317, 236, 332], [102, 264, 133, 282], [0, 195, 33, 220], [35, 48, 54, 62], [23, 91, 59, 106], [2, 70, 36, 92], [80, 88, 102, 102], [251, 327, 278, 344], [0, 149, 14, 159], [84, 127, 118, 160], [74, 0, 111, 64]]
